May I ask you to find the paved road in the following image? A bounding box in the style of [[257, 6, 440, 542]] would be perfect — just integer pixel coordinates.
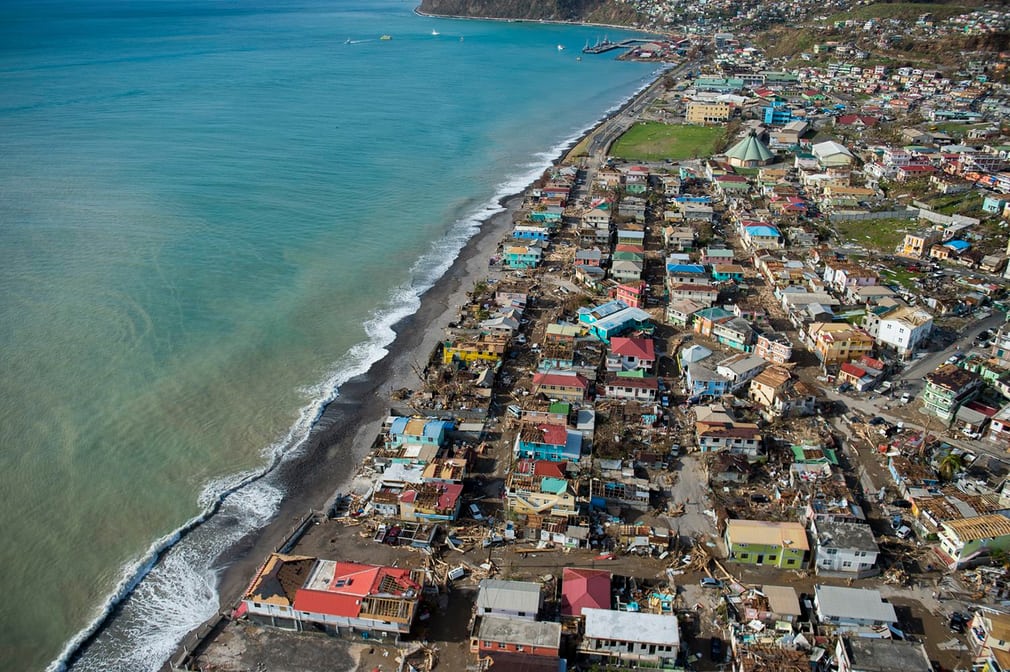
[[823, 310, 1010, 466], [580, 59, 700, 162], [664, 454, 717, 541], [896, 311, 1005, 391]]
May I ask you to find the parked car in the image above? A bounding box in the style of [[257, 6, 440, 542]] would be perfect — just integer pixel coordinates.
[[900, 392, 912, 404], [700, 578, 723, 588], [869, 416, 886, 426], [896, 525, 914, 540], [949, 612, 968, 634]]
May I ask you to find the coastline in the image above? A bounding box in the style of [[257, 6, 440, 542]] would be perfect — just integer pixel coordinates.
[[413, 5, 663, 37], [59, 61, 670, 672]]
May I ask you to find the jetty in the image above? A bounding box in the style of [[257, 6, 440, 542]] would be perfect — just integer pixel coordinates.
[[582, 37, 652, 54]]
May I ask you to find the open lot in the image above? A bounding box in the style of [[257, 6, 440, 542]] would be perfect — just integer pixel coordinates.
[[610, 122, 725, 161], [832, 217, 912, 252]]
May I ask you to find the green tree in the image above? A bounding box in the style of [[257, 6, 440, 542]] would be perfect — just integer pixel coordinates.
[[937, 453, 964, 482]]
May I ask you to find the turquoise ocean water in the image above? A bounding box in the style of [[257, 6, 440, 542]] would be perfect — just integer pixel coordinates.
[[0, 1, 655, 669]]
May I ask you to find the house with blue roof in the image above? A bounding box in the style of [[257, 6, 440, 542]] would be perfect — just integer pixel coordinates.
[[577, 300, 653, 344], [930, 238, 971, 261], [666, 262, 706, 276], [388, 416, 454, 449], [512, 224, 550, 242], [742, 224, 783, 250]]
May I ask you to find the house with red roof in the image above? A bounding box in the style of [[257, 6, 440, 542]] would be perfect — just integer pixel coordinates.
[[835, 114, 879, 128], [896, 164, 937, 181], [837, 361, 881, 392], [606, 336, 656, 372], [515, 423, 584, 463], [242, 554, 425, 636], [531, 369, 589, 402], [397, 481, 463, 522], [561, 568, 612, 617]]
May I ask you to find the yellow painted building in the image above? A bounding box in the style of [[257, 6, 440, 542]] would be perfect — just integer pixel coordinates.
[[807, 322, 874, 366], [900, 230, 941, 258], [442, 333, 508, 364], [686, 101, 732, 125]]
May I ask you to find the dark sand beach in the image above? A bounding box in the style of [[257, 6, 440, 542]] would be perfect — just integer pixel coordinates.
[[166, 64, 671, 665], [208, 192, 522, 618]]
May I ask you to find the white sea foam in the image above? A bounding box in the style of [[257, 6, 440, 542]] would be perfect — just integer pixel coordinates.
[[52, 68, 665, 672], [57, 482, 283, 672]]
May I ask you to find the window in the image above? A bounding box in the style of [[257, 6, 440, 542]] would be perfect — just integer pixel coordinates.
[[767, 555, 777, 562], [739, 553, 749, 560], [843, 561, 852, 567]]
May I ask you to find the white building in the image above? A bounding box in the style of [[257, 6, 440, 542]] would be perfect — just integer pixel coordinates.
[[580, 608, 680, 667], [811, 519, 880, 577], [715, 353, 768, 392], [863, 305, 933, 358], [476, 579, 542, 621], [814, 585, 896, 630]]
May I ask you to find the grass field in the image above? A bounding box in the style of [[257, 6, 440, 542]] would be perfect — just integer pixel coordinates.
[[832, 217, 913, 252], [610, 122, 725, 161]]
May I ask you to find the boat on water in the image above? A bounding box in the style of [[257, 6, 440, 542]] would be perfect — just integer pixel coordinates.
[[380, 34, 392, 40], [431, 29, 439, 36], [345, 38, 351, 44], [557, 44, 565, 51]]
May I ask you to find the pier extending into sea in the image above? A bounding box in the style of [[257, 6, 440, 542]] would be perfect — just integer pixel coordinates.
[[582, 38, 653, 54]]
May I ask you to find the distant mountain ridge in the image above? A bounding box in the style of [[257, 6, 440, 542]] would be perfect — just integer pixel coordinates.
[[417, 0, 643, 26]]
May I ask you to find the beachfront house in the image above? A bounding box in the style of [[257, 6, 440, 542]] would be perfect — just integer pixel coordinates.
[[242, 554, 425, 637], [503, 242, 543, 269], [387, 416, 453, 449], [442, 333, 508, 365]]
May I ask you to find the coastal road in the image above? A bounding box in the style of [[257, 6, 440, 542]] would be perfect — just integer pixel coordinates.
[[581, 58, 700, 160]]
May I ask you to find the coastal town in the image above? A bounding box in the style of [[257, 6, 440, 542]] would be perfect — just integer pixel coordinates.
[[173, 4, 1010, 672]]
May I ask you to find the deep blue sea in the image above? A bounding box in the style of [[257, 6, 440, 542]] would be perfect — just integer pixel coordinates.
[[0, 1, 655, 669]]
